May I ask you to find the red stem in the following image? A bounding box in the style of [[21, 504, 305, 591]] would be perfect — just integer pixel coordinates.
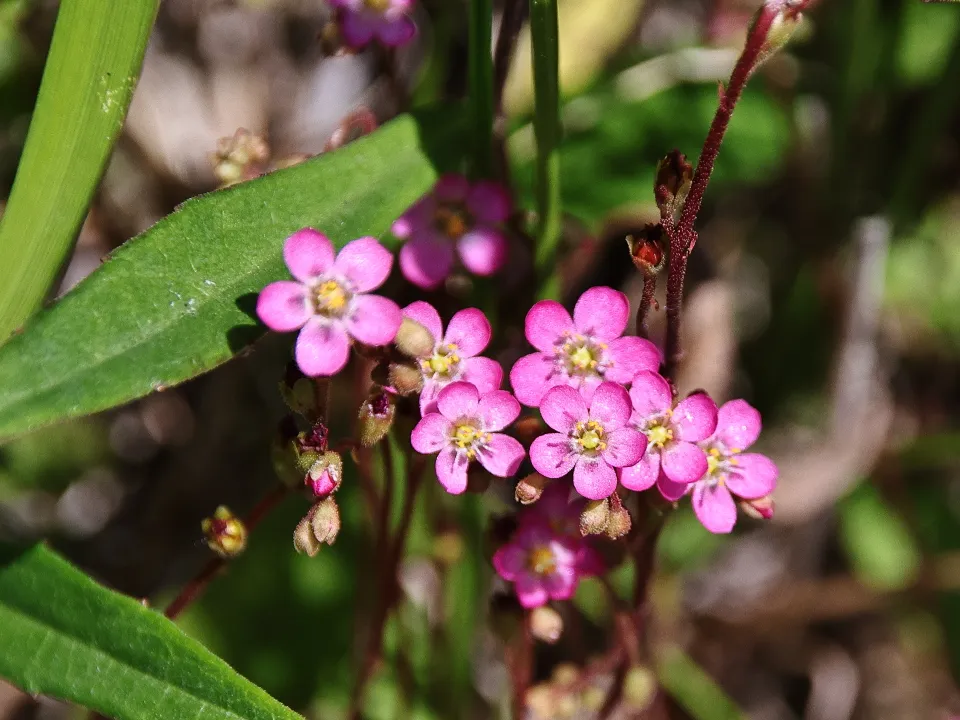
[[637, 274, 657, 340]]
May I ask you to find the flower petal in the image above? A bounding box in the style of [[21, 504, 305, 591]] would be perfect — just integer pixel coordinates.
[[515, 574, 548, 608], [657, 474, 690, 502], [391, 196, 434, 239], [437, 381, 480, 420], [433, 174, 470, 203], [339, 9, 376, 47], [334, 236, 393, 292], [478, 390, 521, 431], [692, 482, 737, 534], [411, 413, 453, 454], [725, 453, 778, 499], [444, 308, 491, 357], [573, 457, 618, 500], [619, 451, 659, 492], [660, 441, 708, 485], [399, 233, 454, 289], [601, 427, 646, 468], [478, 434, 525, 477], [492, 544, 527, 581], [530, 433, 578, 479], [283, 228, 335, 283], [467, 181, 512, 223], [509, 353, 561, 407], [461, 357, 503, 395], [419, 380, 442, 416], [628, 371, 672, 419], [257, 281, 311, 332], [715, 399, 762, 450], [402, 300, 443, 343], [295, 319, 351, 377], [672, 392, 718, 442], [539, 385, 588, 433], [573, 286, 629, 341], [543, 567, 577, 600], [345, 294, 402, 346], [588, 382, 633, 430], [457, 227, 508, 276], [524, 300, 574, 352], [375, 13, 416, 45], [435, 447, 469, 494], [604, 336, 662, 384]]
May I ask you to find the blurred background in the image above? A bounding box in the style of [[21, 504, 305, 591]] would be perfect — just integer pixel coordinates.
[[1, 0, 960, 717]]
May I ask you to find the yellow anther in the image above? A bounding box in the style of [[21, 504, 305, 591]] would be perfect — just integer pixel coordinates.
[[575, 420, 606, 453], [646, 423, 673, 449], [364, 0, 390, 10], [435, 204, 470, 239], [316, 280, 347, 314], [528, 546, 557, 575]]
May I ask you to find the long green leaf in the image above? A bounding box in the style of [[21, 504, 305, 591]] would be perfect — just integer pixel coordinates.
[[0, 113, 457, 441], [0, 543, 301, 720], [0, 0, 158, 339]]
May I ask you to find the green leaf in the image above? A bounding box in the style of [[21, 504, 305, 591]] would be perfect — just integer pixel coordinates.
[[657, 646, 747, 720], [0, 543, 302, 720], [0, 112, 457, 441], [0, 0, 158, 339]]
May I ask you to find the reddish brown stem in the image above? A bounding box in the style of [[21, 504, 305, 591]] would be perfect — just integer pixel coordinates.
[[508, 611, 535, 719], [164, 484, 289, 620], [637, 274, 657, 340]]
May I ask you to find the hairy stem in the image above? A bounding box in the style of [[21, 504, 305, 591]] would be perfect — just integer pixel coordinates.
[[637, 274, 657, 340]]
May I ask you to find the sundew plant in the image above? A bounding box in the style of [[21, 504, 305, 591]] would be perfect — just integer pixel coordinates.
[[1, 0, 959, 718]]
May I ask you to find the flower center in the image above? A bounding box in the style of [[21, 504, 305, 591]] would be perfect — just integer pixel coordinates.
[[314, 280, 350, 318], [452, 422, 490, 460], [557, 333, 609, 378], [528, 546, 556, 575], [645, 421, 673, 450], [573, 420, 607, 455], [364, 0, 391, 11], [704, 445, 739, 486], [421, 343, 461, 378], [434, 203, 472, 240]]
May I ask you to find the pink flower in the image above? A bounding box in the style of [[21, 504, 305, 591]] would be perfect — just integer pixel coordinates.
[[328, 0, 417, 49], [392, 174, 512, 289], [691, 400, 778, 533], [402, 301, 503, 415], [256, 228, 402, 377], [493, 523, 582, 608], [410, 382, 525, 494], [509, 287, 661, 407], [530, 383, 646, 501], [619, 371, 718, 501]]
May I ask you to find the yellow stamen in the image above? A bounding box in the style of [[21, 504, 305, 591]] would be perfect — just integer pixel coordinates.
[[575, 420, 607, 453], [528, 546, 556, 575], [316, 280, 347, 314], [452, 424, 489, 459], [435, 205, 470, 239], [364, 0, 390, 10], [646, 423, 673, 449]]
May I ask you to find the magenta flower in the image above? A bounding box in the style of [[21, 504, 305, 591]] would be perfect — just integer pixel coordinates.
[[256, 228, 402, 377], [402, 301, 504, 415], [619, 371, 718, 501], [410, 382, 525, 494], [392, 174, 512, 289], [691, 400, 778, 533], [530, 383, 646, 501], [492, 523, 583, 608], [509, 286, 661, 407], [328, 0, 416, 49]]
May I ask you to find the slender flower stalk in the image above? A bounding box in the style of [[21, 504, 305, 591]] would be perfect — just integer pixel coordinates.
[[469, 0, 495, 178]]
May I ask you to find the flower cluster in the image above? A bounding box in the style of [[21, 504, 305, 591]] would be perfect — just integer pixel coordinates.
[[492, 484, 602, 608]]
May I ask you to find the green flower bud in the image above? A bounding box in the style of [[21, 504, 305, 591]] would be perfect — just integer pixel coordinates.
[[202, 506, 247, 558], [394, 317, 435, 358], [580, 499, 611, 536], [358, 389, 396, 446]]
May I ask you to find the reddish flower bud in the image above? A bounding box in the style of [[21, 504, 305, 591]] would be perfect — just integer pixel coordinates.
[[741, 494, 775, 520], [515, 473, 549, 505], [627, 224, 667, 277], [654, 150, 692, 220], [358, 388, 396, 446], [306, 451, 343, 498], [605, 493, 632, 539], [202, 506, 247, 558]]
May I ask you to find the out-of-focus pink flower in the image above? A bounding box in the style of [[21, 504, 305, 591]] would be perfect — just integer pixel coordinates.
[[328, 0, 417, 49], [530, 383, 646, 501], [257, 229, 402, 377], [691, 400, 778, 533], [392, 174, 512, 289], [411, 382, 525, 494], [402, 301, 503, 415], [620, 371, 718, 501], [509, 287, 661, 407]]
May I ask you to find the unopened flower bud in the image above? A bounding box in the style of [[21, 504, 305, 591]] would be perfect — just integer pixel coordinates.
[[654, 150, 692, 217], [306, 451, 343, 497], [311, 497, 341, 545], [516, 473, 549, 505], [293, 514, 321, 557], [279, 377, 318, 418], [623, 665, 657, 711], [755, 1, 804, 67], [530, 605, 564, 644], [580, 499, 611, 536], [211, 128, 269, 187], [741, 494, 775, 520], [388, 361, 424, 396], [202, 506, 247, 558], [627, 224, 667, 277], [394, 317, 435, 359], [605, 494, 632, 539], [358, 389, 396, 446]]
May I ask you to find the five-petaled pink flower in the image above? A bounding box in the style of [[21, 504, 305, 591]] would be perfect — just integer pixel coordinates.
[[691, 400, 778, 533], [411, 382, 525, 494], [530, 383, 646, 501], [257, 228, 402, 377], [492, 522, 583, 608], [392, 174, 512, 289], [509, 287, 661, 407], [328, 0, 417, 49], [619, 371, 718, 501], [403, 301, 503, 415]]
